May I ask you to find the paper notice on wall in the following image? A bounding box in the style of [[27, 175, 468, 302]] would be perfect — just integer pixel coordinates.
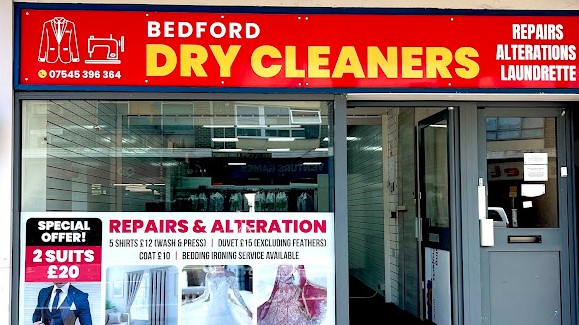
[[524, 152, 548, 165], [521, 184, 546, 197], [524, 165, 548, 181], [523, 201, 533, 208]]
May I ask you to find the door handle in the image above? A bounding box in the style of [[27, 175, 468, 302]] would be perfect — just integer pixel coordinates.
[[508, 235, 542, 243], [478, 178, 494, 247], [478, 178, 486, 220], [480, 219, 494, 246]]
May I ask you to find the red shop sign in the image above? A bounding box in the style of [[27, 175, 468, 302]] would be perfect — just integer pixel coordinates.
[[17, 8, 579, 90]]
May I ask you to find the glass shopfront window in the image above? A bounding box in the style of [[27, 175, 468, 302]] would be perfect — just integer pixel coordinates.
[[21, 100, 334, 213], [19, 99, 336, 325]]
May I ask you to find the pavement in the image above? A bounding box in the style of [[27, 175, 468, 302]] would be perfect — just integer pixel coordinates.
[[349, 276, 425, 325]]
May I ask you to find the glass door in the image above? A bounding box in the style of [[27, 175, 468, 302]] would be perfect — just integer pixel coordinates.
[[418, 109, 453, 325], [478, 107, 570, 325]]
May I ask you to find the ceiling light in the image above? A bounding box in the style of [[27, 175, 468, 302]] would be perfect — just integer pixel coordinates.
[[303, 162, 322, 165], [203, 125, 234, 128], [267, 148, 291, 152], [314, 148, 329, 151], [268, 137, 295, 142], [236, 124, 260, 128], [216, 148, 242, 152], [113, 183, 165, 186], [228, 162, 247, 166], [212, 137, 239, 142], [347, 137, 360, 141], [268, 124, 302, 128]]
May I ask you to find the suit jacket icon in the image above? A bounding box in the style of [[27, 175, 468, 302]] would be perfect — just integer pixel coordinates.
[[32, 284, 93, 325], [38, 17, 80, 64]]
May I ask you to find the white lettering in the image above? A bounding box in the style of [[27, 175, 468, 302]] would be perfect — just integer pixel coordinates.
[[178, 22, 193, 38], [148, 21, 161, 37], [246, 22, 260, 39], [196, 22, 207, 38], [147, 21, 261, 39], [210, 22, 227, 38], [501, 64, 576, 81], [512, 24, 565, 40], [164, 21, 175, 37]]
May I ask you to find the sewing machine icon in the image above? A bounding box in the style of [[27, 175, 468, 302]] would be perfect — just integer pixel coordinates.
[[85, 34, 125, 64]]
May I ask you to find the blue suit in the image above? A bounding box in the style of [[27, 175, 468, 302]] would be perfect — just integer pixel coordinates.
[[33, 284, 93, 325]]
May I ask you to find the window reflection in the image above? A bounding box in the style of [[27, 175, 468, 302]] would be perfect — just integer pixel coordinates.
[[424, 122, 449, 228], [21, 100, 333, 213], [486, 116, 558, 228], [486, 117, 545, 141]]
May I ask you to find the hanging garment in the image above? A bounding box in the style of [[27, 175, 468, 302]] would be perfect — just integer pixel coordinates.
[[190, 193, 199, 211], [242, 194, 250, 212], [210, 192, 225, 212], [297, 193, 307, 212], [230, 192, 244, 212], [297, 192, 314, 212], [198, 192, 208, 212], [265, 192, 276, 212], [255, 191, 266, 212], [275, 192, 288, 211]]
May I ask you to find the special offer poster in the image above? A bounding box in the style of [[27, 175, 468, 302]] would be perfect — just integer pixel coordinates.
[[20, 212, 335, 325]]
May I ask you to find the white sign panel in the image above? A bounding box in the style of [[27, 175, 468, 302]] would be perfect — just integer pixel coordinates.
[[524, 165, 549, 181], [521, 184, 546, 197], [524, 152, 548, 165], [425, 247, 452, 325]]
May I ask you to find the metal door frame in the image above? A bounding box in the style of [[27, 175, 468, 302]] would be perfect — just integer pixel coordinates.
[[416, 108, 459, 325], [345, 100, 578, 325], [477, 106, 572, 325], [347, 102, 464, 325]]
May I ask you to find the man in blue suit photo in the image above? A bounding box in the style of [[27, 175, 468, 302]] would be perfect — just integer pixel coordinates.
[[32, 282, 93, 325]]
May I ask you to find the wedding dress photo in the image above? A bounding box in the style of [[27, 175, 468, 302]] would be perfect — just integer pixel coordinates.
[[257, 264, 327, 325], [182, 266, 253, 325]]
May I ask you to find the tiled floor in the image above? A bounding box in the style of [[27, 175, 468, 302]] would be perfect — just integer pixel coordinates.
[[349, 276, 424, 325]]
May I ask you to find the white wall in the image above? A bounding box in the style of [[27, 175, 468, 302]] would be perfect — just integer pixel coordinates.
[[1, 0, 13, 324]]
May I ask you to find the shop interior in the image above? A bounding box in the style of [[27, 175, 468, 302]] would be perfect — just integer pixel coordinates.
[[21, 100, 333, 213]]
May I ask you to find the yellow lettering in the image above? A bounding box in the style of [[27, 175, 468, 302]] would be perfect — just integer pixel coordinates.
[[251, 45, 282, 78], [285, 46, 305, 78], [401, 47, 423, 78], [210, 45, 241, 77], [146, 44, 177, 77], [332, 46, 365, 78], [426, 47, 452, 78], [180, 45, 208, 77], [367, 47, 397, 78], [308, 46, 330, 78], [455, 47, 480, 79]]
